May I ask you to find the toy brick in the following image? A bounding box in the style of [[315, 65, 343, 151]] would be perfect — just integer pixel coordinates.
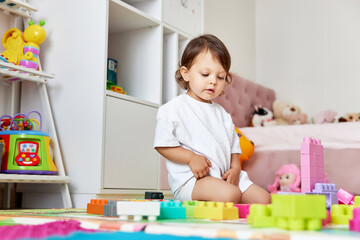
[[87, 199, 108, 215], [182, 201, 198, 217], [314, 139, 324, 156], [301, 177, 316, 193], [337, 188, 355, 205], [104, 200, 119, 217], [315, 155, 324, 167], [145, 191, 164, 199], [331, 204, 355, 225], [116, 201, 160, 221], [313, 183, 337, 193], [322, 210, 331, 226], [307, 192, 338, 210], [301, 137, 316, 155], [301, 166, 316, 178], [158, 200, 186, 219], [247, 204, 275, 228], [234, 204, 250, 218], [301, 155, 316, 167], [193, 201, 239, 220], [350, 208, 360, 232], [355, 196, 360, 207]]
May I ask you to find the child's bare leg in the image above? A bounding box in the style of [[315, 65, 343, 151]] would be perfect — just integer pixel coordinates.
[[241, 184, 271, 204], [191, 176, 242, 203]]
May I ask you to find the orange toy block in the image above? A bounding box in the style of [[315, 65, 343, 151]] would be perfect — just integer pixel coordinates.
[[87, 199, 108, 215]]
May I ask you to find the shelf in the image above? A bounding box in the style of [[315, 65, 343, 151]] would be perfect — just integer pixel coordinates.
[[0, 174, 70, 183], [106, 90, 159, 108], [0, 0, 37, 18], [109, 0, 160, 34], [0, 61, 54, 84]]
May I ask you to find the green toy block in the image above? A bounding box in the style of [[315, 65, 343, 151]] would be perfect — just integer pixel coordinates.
[[182, 201, 199, 217], [158, 200, 186, 219], [271, 194, 326, 230], [331, 204, 355, 225], [247, 204, 275, 228], [355, 196, 360, 207]]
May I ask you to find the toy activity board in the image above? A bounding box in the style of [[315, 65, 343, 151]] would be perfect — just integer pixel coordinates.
[[0, 111, 57, 175]]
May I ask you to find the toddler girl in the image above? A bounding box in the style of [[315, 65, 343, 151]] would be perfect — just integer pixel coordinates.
[[154, 34, 270, 204]]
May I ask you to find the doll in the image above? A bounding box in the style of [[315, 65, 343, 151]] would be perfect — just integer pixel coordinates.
[[268, 164, 301, 193]]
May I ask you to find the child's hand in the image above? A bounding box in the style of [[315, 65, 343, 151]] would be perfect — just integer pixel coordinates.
[[222, 168, 240, 186], [188, 154, 212, 179]]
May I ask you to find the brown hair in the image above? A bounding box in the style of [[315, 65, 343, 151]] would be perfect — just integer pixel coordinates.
[[175, 34, 232, 90]]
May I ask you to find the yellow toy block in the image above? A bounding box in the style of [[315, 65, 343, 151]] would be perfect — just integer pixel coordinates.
[[355, 196, 360, 207], [331, 204, 355, 225], [247, 204, 275, 228], [193, 201, 239, 220]]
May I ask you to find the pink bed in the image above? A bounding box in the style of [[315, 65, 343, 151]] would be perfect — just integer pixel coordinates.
[[160, 74, 360, 195], [213, 75, 360, 195]]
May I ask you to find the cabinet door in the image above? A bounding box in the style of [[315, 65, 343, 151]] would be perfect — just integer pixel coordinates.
[[103, 96, 158, 189]]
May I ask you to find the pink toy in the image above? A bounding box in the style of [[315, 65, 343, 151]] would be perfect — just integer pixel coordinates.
[[268, 164, 301, 193], [337, 188, 355, 205], [234, 204, 250, 218], [350, 208, 360, 232]]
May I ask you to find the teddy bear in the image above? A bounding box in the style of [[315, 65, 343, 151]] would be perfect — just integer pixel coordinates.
[[249, 105, 276, 127], [338, 113, 360, 122], [272, 100, 307, 125], [314, 110, 338, 124]]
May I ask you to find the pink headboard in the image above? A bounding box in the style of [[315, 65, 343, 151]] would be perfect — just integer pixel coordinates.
[[213, 75, 276, 127]]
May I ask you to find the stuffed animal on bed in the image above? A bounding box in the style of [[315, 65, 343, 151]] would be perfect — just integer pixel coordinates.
[[338, 113, 360, 122], [272, 101, 307, 125], [314, 109, 338, 124], [235, 127, 254, 163], [249, 105, 276, 127], [268, 164, 301, 193]]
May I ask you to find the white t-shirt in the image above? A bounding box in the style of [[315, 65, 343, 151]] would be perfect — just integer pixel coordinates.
[[153, 93, 241, 193]]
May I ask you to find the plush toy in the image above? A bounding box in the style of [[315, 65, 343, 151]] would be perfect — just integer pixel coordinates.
[[338, 113, 360, 122], [235, 127, 255, 163], [314, 110, 338, 124], [249, 105, 276, 127], [272, 101, 307, 125], [268, 164, 301, 193]]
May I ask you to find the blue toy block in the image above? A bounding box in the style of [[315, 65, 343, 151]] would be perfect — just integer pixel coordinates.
[[158, 200, 186, 219], [312, 183, 337, 193]]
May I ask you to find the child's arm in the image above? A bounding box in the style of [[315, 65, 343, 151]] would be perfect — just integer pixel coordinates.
[[222, 153, 241, 186], [156, 147, 212, 179]]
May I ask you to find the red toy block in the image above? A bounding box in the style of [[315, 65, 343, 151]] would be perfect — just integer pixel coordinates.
[[350, 208, 360, 232], [234, 204, 250, 218], [337, 188, 355, 205]]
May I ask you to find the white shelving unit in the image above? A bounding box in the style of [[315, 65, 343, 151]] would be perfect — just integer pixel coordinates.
[[0, 1, 72, 208]]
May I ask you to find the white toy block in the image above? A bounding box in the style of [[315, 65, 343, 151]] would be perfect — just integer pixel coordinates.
[[116, 201, 160, 221]]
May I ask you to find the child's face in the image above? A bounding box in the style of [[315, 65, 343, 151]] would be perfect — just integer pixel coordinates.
[[181, 50, 227, 103], [279, 173, 296, 187]]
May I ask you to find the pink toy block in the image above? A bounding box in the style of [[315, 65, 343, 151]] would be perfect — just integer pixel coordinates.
[[314, 139, 324, 156], [301, 155, 315, 167], [301, 177, 316, 193], [350, 208, 360, 232], [234, 204, 250, 218], [337, 188, 355, 205], [315, 155, 324, 167], [301, 137, 316, 155], [322, 210, 331, 226]]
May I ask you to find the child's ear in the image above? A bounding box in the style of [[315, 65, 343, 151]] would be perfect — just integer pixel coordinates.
[[180, 66, 189, 82]]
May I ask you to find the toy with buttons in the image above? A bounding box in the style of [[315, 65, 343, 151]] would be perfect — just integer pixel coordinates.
[[0, 111, 57, 175]]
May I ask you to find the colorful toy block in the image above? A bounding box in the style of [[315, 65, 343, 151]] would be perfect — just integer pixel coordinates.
[[193, 201, 239, 220], [337, 188, 355, 205], [158, 200, 186, 219], [271, 194, 326, 230], [355, 196, 360, 207], [247, 204, 275, 228], [350, 208, 360, 232], [331, 204, 355, 225], [307, 183, 338, 209], [300, 137, 326, 193], [103, 200, 119, 217], [182, 201, 199, 217], [87, 199, 108, 215], [234, 204, 250, 218], [145, 191, 164, 199], [116, 201, 160, 221]]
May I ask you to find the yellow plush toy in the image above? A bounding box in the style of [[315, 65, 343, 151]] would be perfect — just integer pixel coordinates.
[[235, 127, 254, 163]]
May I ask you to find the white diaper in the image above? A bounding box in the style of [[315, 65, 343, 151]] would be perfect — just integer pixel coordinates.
[[173, 170, 253, 201]]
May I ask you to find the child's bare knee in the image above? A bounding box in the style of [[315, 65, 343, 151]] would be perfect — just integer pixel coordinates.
[[224, 188, 242, 203]]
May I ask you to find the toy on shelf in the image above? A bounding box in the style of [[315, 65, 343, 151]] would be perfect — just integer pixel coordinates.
[[1, 20, 46, 71], [0, 111, 57, 175], [268, 164, 301, 193]]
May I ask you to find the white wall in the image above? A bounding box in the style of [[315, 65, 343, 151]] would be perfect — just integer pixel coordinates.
[[203, 0, 255, 80], [256, 0, 360, 118]]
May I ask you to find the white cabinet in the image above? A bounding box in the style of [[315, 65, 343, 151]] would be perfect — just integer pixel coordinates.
[[103, 93, 158, 190]]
